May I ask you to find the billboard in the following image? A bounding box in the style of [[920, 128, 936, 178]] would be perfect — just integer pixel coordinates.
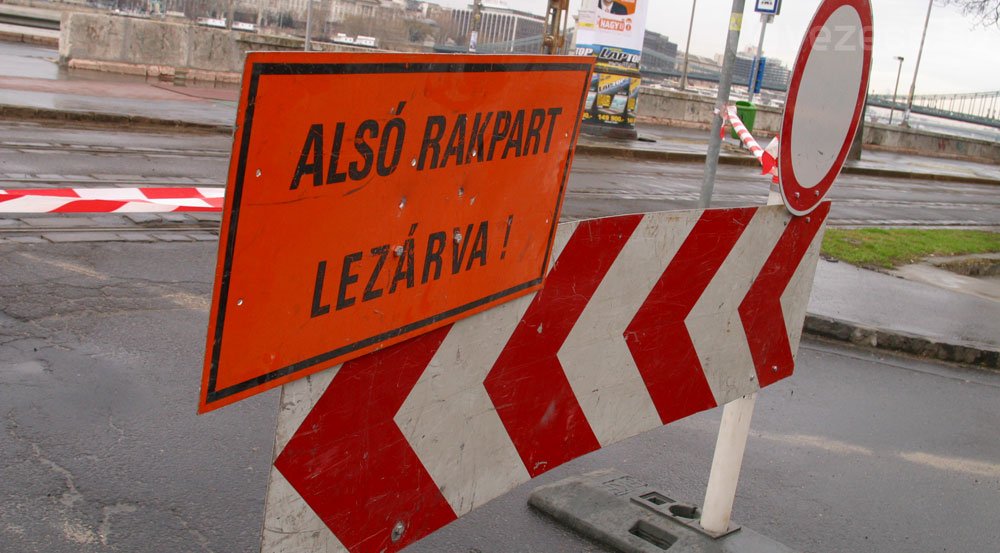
[[576, 0, 650, 64], [575, 0, 650, 133]]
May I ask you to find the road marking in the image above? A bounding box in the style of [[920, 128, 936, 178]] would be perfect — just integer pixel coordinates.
[[747, 428, 1000, 478], [754, 430, 875, 456], [17, 252, 208, 311], [19, 252, 109, 281], [900, 451, 1000, 478]]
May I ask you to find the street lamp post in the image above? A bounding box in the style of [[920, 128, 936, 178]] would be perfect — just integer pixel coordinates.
[[889, 56, 904, 124], [680, 0, 697, 91], [903, 0, 933, 127], [304, 0, 313, 51]]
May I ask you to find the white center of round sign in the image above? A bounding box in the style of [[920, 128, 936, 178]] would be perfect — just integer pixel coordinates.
[[779, 0, 873, 215]]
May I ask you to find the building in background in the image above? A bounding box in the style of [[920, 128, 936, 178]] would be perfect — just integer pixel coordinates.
[[447, 3, 546, 53], [733, 54, 790, 90], [155, 1, 543, 52], [640, 30, 678, 74]]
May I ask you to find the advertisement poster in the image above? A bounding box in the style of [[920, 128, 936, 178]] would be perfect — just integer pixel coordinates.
[[575, 0, 650, 134]]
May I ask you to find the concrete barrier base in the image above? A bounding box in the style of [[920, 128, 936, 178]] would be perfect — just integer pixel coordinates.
[[529, 469, 798, 553]]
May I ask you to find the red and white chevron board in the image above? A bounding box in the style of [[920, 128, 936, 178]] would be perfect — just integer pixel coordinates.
[[261, 203, 830, 553], [0, 187, 225, 212]]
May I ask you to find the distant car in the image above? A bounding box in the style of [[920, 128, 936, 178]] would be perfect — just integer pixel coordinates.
[[196, 17, 226, 29], [232, 21, 257, 32]]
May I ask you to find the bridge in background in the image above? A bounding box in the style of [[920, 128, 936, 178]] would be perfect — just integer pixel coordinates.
[[868, 90, 1000, 130]]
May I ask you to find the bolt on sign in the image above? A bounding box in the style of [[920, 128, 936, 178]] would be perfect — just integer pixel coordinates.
[[199, 53, 594, 413]]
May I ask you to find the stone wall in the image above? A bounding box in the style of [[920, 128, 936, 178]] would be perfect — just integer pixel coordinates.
[[637, 87, 1000, 163], [863, 123, 1000, 163], [59, 12, 369, 82], [637, 87, 783, 136]]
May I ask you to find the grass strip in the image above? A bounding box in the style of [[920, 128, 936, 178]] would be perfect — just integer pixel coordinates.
[[821, 228, 1000, 269]]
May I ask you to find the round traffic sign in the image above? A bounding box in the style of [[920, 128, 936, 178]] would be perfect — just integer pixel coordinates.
[[779, 0, 873, 215]]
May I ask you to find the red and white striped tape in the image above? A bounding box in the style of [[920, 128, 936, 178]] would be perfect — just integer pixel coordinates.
[[725, 105, 766, 160], [0, 187, 225, 213], [721, 106, 780, 184]]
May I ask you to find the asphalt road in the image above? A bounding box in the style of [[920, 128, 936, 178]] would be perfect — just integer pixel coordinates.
[[1, 120, 998, 230], [1, 240, 998, 553], [1, 121, 998, 552]]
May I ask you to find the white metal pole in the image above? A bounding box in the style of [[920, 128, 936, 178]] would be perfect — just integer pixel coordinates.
[[903, 0, 933, 126], [889, 56, 904, 125], [680, 0, 697, 91], [747, 14, 769, 104], [701, 166, 782, 534], [701, 392, 758, 534]]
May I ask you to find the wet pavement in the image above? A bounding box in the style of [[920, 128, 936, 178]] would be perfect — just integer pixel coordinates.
[[1, 40, 998, 184], [892, 258, 1000, 303], [0, 41, 237, 126], [810, 258, 1000, 351], [0, 38, 996, 362], [0, 22, 998, 553]]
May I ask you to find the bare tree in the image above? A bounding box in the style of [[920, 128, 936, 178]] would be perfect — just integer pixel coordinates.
[[943, 0, 1000, 27]]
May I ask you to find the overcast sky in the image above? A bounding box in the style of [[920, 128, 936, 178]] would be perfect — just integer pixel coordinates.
[[436, 0, 1000, 96]]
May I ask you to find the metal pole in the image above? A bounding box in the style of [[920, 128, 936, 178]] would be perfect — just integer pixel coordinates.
[[699, 0, 745, 209], [304, 0, 312, 51], [560, 5, 570, 54], [701, 394, 757, 534], [680, 0, 697, 91], [903, 0, 933, 126], [889, 56, 904, 125], [469, 0, 482, 52], [747, 15, 769, 104]]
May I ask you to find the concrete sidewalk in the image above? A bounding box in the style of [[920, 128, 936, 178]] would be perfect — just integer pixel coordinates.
[[806, 259, 999, 368], [0, 38, 997, 369]]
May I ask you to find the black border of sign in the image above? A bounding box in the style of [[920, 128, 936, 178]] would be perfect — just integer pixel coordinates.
[[205, 59, 594, 405]]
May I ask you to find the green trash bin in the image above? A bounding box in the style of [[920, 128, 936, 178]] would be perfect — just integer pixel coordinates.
[[730, 100, 757, 140]]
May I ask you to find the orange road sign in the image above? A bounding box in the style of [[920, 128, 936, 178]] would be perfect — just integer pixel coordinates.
[[199, 52, 594, 413]]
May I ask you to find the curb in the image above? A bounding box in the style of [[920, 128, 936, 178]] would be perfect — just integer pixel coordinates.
[[576, 143, 759, 167], [0, 105, 233, 134], [0, 31, 58, 48], [574, 143, 1000, 186], [803, 314, 1000, 370]]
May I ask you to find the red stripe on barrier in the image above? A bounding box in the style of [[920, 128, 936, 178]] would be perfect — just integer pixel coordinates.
[[141, 187, 211, 199], [2, 188, 80, 197], [57, 199, 129, 213], [275, 326, 457, 553], [484, 215, 642, 477], [626, 208, 756, 423], [740, 202, 830, 387]]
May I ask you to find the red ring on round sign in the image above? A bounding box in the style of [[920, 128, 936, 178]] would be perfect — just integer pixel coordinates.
[[779, 0, 873, 216]]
